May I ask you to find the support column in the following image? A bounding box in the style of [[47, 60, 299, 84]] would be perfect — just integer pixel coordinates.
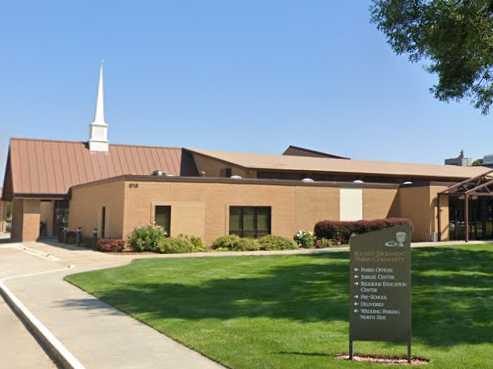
[[10, 199, 41, 242], [465, 195, 469, 243], [437, 193, 441, 241]]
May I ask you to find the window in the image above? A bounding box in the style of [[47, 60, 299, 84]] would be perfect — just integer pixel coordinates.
[[220, 168, 232, 177], [155, 206, 171, 236], [54, 200, 69, 238], [101, 206, 106, 238], [229, 206, 271, 238]]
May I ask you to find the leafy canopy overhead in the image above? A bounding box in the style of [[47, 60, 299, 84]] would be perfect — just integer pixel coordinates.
[[371, 0, 493, 114]]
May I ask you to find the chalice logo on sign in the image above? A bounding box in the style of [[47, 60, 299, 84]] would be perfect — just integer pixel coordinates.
[[384, 231, 407, 247]]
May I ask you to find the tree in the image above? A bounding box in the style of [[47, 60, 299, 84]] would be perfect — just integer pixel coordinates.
[[371, 0, 493, 114], [472, 158, 484, 166]]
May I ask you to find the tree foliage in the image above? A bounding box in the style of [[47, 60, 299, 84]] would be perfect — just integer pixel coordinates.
[[371, 0, 493, 113]]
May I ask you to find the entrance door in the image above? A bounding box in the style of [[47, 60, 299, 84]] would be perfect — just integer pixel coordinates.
[[449, 197, 493, 240], [53, 200, 69, 241]]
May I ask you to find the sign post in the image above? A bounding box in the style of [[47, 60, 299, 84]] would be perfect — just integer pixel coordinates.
[[349, 224, 412, 362]]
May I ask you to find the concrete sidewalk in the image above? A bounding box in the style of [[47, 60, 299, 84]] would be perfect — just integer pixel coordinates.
[[0, 243, 225, 369], [0, 297, 57, 369]]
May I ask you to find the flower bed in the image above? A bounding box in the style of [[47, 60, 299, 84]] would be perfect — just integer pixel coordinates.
[[97, 239, 126, 252]]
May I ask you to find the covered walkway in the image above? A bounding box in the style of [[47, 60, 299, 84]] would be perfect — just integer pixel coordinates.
[[438, 170, 493, 242]]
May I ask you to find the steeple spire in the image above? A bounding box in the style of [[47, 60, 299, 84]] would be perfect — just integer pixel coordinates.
[[89, 62, 109, 152], [94, 62, 106, 124]]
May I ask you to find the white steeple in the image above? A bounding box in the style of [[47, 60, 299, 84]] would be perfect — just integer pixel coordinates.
[[89, 63, 109, 152]]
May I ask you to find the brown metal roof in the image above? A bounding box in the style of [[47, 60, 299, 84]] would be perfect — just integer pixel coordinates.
[[282, 145, 350, 159], [2, 138, 196, 199], [189, 149, 492, 180]]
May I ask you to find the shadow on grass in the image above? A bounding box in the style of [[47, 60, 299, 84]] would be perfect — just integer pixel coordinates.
[[66, 247, 493, 348]]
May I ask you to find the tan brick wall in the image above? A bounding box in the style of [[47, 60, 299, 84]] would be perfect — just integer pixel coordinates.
[[429, 185, 449, 241], [69, 181, 125, 239], [123, 181, 342, 244], [11, 199, 23, 241], [363, 187, 399, 219], [120, 180, 400, 245], [293, 186, 339, 231], [68, 178, 431, 245], [396, 185, 449, 242], [11, 199, 41, 242]]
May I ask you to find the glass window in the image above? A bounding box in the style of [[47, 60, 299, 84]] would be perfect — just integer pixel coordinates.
[[256, 208, 271, 237], [229, 206, 271, 238], [220, 168, 232, 177], [229, 207, 242, 235], [155, 206, 171, 236], [101, 206, 106, 238]]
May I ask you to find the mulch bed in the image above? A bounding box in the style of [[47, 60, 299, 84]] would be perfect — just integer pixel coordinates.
[[336, 354, 429, 365]]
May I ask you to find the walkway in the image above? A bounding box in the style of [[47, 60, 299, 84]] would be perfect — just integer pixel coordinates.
[[0, 292, 57, 369], [0, 242, 225, 369]]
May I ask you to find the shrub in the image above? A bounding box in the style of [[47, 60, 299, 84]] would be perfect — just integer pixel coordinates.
[[294, 230, 316, 248], [177, 234, 206, 251], [127, 225, 167, 252], [212, 235, 239, 250], [237, 238, 262, 251], [97, 239, 126, 252], [212, 235, 261, 251], [315, 238, 335, 248], [314, 218, 413, 244], [258, 235, 298, 250], [212, 235, 298, 251], [157, 235, 206, 254]]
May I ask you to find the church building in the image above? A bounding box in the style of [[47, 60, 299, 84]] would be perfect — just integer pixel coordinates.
[[2, 66, 492, 244]]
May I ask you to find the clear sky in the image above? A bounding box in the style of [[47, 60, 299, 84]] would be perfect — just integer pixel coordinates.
[[0, 1, 491, 182]]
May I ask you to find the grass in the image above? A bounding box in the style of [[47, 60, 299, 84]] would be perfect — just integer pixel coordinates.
[[65, 244, 493, 369]]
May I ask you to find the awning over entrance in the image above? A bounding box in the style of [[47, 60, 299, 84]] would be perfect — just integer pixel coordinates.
[[438, 170, 493, 242]]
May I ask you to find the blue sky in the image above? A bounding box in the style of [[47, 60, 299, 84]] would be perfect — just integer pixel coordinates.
[[0, 1, 490, 181]]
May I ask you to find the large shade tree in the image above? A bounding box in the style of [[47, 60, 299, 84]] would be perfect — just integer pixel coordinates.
[[371, 0, 493, 113]]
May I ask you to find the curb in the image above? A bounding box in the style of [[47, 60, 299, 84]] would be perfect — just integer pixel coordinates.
[[0, 281, 86, 369]]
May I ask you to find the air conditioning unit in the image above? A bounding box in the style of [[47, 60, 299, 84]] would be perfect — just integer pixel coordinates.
[[152, 170, 167, 176]]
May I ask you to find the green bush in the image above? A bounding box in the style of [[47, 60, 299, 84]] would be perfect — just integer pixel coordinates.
[[237, 238, 261, 251], [177, 234, 206, 252], [212, 234, 298, 251], [157, 235, 206, 254], [294, 230, 316, 248], [315, 238, 335, 248], [258, 235, 298, 250], [128, 225, 167, 252], [211, 235, 260, 251]]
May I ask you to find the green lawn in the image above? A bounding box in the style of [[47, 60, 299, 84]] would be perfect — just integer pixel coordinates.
[[66, 245, 493, 369]]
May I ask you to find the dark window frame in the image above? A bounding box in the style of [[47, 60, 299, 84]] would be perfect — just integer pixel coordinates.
[[220, 167, 233, 177], [101, 206, 106, 238], [155, 205, 172, 236], [229, 206, 271, 238]]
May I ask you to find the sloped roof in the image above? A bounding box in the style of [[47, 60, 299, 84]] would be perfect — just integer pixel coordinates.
[[2, 138, 196, 198], [189, 149, 491, 180], [282, 145, 349, 159]]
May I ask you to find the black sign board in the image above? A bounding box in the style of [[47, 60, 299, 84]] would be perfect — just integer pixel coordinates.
[[349, 224, 412, 361]]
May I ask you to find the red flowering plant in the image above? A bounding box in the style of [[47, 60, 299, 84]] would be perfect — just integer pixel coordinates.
[[97, 239, 126, 252]]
